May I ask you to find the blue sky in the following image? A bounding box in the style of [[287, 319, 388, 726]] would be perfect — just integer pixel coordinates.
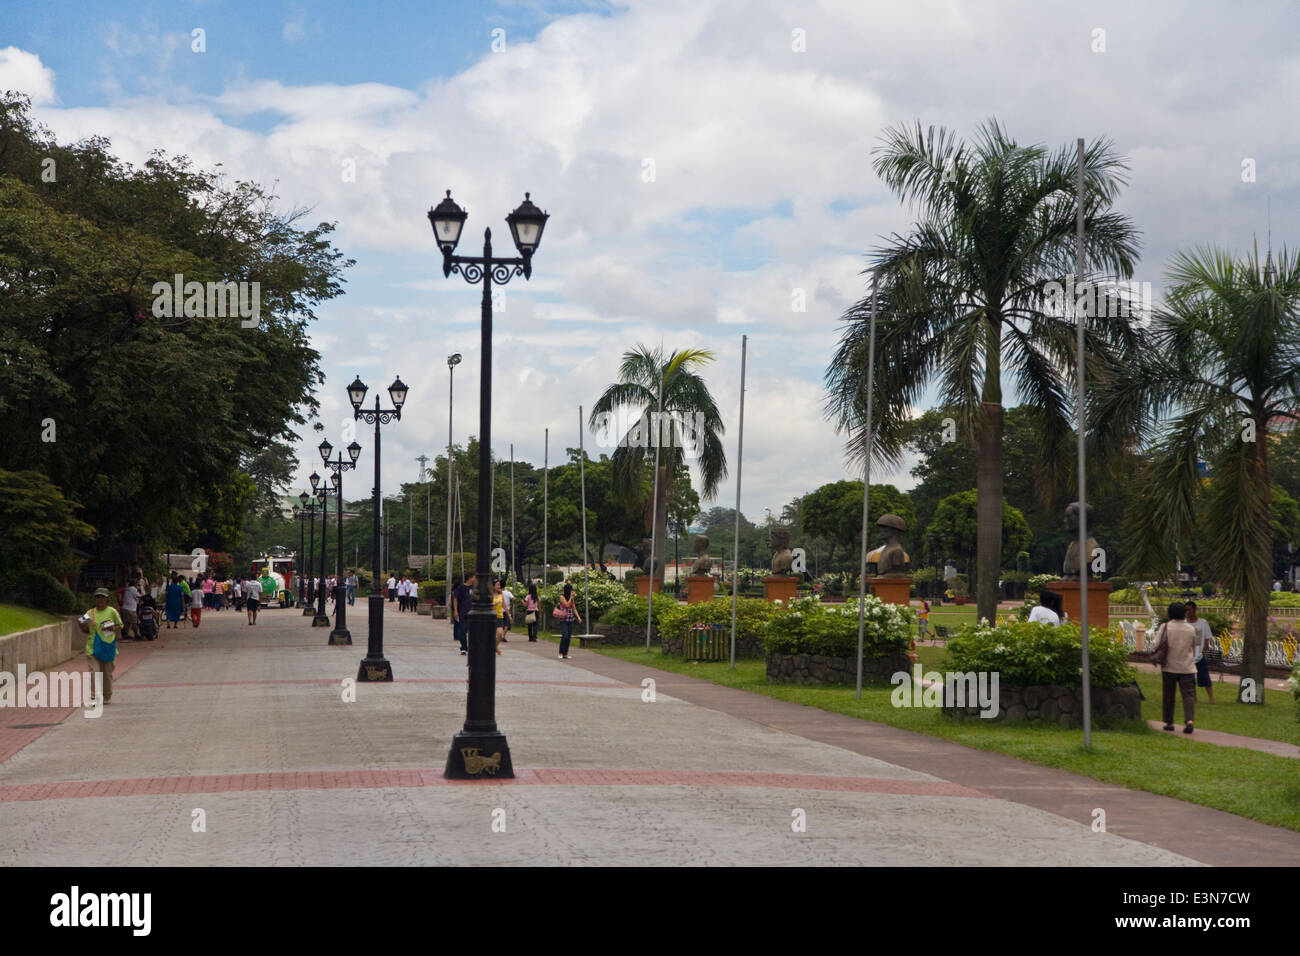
[[3, 0, 1299, 526]]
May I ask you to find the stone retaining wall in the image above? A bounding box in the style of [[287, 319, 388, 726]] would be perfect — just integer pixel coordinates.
[[594, 623, 658, 646], [943, 683, 1142, 726], [766, 651, 912, 685], [0, 619, 82, 676]]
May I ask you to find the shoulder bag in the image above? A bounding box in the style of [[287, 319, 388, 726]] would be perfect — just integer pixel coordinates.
[[1150, 623, 1169, 667]]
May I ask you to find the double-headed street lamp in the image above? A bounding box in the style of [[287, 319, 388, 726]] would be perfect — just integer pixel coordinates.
[[349, 374, 409, 682], [294, 492, 312, 608], [320, 437, 361, 645], [311, 473, 333, 627], [428, 189, 548, 780], [304, 474, 324, 615]]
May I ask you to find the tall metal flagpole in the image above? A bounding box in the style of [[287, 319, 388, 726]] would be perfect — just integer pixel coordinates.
[[1076, 137, 1092, 751], [855, 270, 879, 700], [445, 363, 455, 606], [416, 454, 430, 560], [729, 335, 748, 670], [455, 474, 465, 581], [579, 407, 591, 630], [543, 428, 549, 587], [646, 369, 665, 651], [510, 443, 515, 582]]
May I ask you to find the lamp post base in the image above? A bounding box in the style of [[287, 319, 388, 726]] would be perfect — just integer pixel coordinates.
[[302, 604, 315, 617], [329, 627, 352, 645], [444, 730, 514, 779], [357, 657, 393, 681], [312, 613, 331, 627]]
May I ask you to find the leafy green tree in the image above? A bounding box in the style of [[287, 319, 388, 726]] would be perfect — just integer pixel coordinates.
[[826, 120, 1141, 622], [1097, 246, 1300, 701], [0, 94, 352, 566], [928, 490, 1032, 578], [591, 346, 727, 587], [0, 469, 96, 602]]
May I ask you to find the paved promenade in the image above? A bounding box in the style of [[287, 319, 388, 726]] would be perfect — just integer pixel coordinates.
[[1, 604, 1295, 866]]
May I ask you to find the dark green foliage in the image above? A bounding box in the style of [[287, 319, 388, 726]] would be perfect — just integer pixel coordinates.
[[946, 621, 1137, 688]]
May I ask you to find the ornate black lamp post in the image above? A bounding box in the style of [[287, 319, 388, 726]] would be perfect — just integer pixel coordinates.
[[349, 375, 409, 681], [319, 437, 361, 644], [313, 478, 332, 627], [429, 189, 548, 779], [304, 475, 322, 615], [294, 491, 311, 608]]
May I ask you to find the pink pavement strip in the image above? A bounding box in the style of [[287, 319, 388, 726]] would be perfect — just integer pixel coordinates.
[[0, 767, 983, 803]]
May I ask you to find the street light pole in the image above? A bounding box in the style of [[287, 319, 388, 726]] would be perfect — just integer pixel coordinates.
[[430, 189, 548, 780], [416, 453, 430, 561], [446, 353, 461, 607], [313, 481, 331, 627], [319, 438, 360, 645], [349, 375, 409, 682], [304, 473, 321, 616], [295, 492, 309, 608]]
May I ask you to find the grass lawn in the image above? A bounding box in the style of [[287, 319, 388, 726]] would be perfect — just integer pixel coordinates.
[[0, 603, 63, 637], [593, 644, 1300, 832]]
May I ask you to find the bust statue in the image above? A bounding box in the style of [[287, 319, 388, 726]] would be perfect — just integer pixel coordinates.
[[1061, 501, 1099, 579], [770, 527, 794, 575], [639, 538, 661, 577], [874, 513, 909, 577], [689, 534, 712, 574]]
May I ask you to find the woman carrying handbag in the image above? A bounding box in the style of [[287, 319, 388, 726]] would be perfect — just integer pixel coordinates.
[[525, 583, 540, 642], [1149, 602, 1199, 733], [555, 583, 581, 660]]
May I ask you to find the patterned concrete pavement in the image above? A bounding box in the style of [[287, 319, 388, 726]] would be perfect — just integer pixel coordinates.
[[0, 603, 1262, 865]]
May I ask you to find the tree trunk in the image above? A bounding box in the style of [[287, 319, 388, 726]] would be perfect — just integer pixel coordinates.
[[1239, 428, 1271, 703], [654, 465, 669, 588], [976, 402, 1005, 623]]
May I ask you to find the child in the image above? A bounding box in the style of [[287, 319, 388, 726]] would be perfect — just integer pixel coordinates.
[[190, 583, 204, 627], [917, 598, 931, 643]]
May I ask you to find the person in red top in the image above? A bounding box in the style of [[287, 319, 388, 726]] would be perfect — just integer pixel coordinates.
[[525, 583, 541, 642]]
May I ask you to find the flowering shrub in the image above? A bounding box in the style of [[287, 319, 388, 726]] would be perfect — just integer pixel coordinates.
[[1291, 658, 1299, 722], [763, 595, 913, 658], [946, 620, 1136, 689]]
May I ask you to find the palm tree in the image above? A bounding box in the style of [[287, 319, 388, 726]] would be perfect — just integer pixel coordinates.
[[590, 346, 727, 586], [826, 120, 1142, 622], [1095, 245, 1300, 702]]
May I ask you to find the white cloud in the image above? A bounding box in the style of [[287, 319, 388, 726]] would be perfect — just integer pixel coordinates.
[[0, 47, 57, 105]]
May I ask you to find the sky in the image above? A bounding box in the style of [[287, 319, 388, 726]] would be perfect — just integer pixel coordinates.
[[3, 0, 1298, 525]]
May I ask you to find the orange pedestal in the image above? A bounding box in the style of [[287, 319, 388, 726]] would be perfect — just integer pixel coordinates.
[[762, 576, 800, 603], [635, 576, 661, 598], [869, 577, 912, 607], [1045, 580, 1112, 628], [686, 575, 715, 604]]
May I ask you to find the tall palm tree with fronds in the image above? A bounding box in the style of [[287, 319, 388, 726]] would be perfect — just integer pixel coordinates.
[[1095, 245, 1300, 703], [826, 120, 1142, 622], [590, 346, 727, 585]]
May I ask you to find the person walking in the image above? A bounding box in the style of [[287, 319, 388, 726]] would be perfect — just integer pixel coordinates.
[[493, 578, 507, 654], [201, 575, 215, 610], [164, 574, 185, 629], [452, 573, 474, 655], [346, 569, 358, 606], [499, 580, 514, 642], [189, 582, 204, 628], [232, 576, 244, 612], [79, 588, 122, 706], [121, 577, 142, 640], [244, 575, 263, 625], [387, 574, 397, 604], [1150, 601, 1199, 733], [1186, 600, 1216, 705], [525, 583, 540, 642], [556, 583, 580, 660]]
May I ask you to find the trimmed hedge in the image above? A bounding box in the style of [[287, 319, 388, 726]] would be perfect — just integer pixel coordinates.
[[764, 595, 912, 658], [600, 594, 672, 629], [657, 597, 777, 648], [946, 620, 1136, 689]]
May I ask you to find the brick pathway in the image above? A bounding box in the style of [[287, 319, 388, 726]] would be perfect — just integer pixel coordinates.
[[0, 605, 1292, 865]]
